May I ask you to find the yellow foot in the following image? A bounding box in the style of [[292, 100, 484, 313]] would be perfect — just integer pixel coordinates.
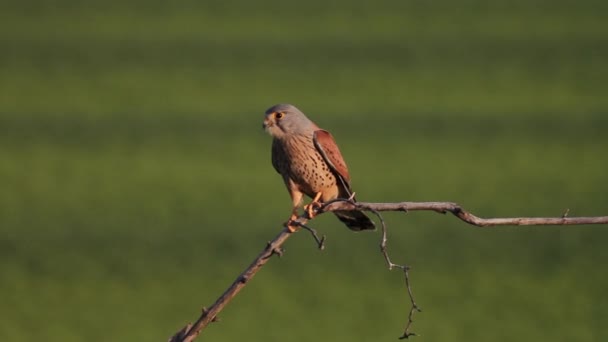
[[284, 214, 300, 233], [304, 192, 323, 219], [304, 201, 322, 219]]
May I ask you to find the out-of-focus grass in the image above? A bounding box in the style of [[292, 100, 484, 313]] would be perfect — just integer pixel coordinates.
[[1, 0, 607, 341], [1, 1, 607, 117]]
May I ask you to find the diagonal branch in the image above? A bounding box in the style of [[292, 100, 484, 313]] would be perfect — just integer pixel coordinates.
[[169, 217, 312, 342], [169, 201, 608, 342]]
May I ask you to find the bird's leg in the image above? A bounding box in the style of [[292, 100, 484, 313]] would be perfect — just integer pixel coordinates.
[[284, 189, 304, 233], [304, 192, 323, 219], [285, 209, 300, 233]]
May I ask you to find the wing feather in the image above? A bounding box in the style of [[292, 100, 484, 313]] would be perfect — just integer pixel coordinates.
[[313, 130, 353, 195]]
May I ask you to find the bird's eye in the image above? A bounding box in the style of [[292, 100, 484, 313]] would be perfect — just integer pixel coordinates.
[[275, 112, 284, 119]]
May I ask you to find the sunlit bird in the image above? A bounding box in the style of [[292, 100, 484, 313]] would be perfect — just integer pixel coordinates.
[[263, 103, 375, 232]]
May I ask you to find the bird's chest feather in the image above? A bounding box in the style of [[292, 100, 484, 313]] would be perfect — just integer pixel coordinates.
[[272, 136, 337, 194]]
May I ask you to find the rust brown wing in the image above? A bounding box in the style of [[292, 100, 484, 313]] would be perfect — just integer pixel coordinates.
[[314, 129, 374, 230], [313, 129, 353, 195]]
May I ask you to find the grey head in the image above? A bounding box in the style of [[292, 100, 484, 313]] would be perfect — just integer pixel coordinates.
[[262, 103, 318, 139]]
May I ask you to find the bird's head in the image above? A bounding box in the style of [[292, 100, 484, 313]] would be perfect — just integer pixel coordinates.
[[263, 104, 317, 139]]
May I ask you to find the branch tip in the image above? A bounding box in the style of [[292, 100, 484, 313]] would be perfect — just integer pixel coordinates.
[[399, 332, 418, 339], [298, 222, 326, 250]]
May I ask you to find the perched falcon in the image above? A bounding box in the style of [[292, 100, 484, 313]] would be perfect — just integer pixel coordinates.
[[263, 103, 375, 232]]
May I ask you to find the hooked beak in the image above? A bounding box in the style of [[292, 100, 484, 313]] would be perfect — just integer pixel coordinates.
[[262, 118, 273, 131]]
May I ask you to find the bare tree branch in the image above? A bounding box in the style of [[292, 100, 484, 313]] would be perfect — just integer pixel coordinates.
[[169, 201, 608, 341], [321, 201, 608, 226], [169, 220, 306, 342]]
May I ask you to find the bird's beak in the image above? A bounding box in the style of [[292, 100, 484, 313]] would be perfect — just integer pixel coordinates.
[[262, 118, 273, 131]]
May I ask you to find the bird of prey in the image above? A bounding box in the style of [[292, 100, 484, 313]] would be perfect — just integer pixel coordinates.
[[263, 103, 375, 232]]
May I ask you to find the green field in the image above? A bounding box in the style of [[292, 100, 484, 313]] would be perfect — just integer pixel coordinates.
[[1, 1, 607, 341]]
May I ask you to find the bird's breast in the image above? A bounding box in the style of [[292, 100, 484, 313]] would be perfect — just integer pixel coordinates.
[[275, 135, 338, 197]]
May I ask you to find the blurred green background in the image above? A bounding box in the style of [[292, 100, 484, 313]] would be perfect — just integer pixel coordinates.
[[1, 0, 607, 341]]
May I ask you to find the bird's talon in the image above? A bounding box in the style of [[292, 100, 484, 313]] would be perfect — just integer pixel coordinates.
[[284, 219, 300, 233], [304, 201, 322, 219]]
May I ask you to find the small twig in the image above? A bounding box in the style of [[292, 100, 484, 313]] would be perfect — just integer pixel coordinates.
[[399, 267, 421, 339], [297, 222, 326, 250], [321, 198, 421, 338], [266, 241, 284, 258], [367, 206, 420, 338], [371, 207, 396, 270]]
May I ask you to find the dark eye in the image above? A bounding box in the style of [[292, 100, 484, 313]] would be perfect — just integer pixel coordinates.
[[275, 112, 284, 119]]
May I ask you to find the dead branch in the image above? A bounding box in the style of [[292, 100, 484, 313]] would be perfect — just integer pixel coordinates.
[[169, 216, 311, 342], [321, 201, 608, 226], [169, 201, 608, 341]]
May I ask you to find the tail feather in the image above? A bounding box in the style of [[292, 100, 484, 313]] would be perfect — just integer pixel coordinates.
[[334, 210, 376, 231]]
